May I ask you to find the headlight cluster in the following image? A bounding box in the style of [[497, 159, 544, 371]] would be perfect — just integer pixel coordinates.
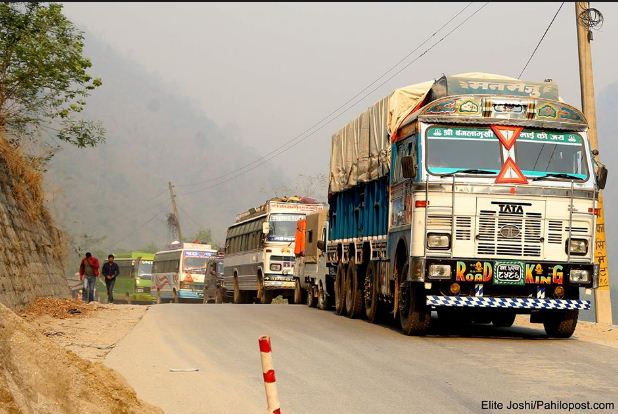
[[428, 264, 451, 279], [566, 238, 588, 256], [569, 269, 591, 284], [427, 233, 451, 250]]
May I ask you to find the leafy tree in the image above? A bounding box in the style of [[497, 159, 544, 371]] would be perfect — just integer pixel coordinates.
[[185, 228, 218, 247], [0, 2, 104, 147]]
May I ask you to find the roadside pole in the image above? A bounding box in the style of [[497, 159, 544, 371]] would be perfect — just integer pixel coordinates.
[[168, 181, 184, 242], [259, 336, 281, 414], [575, 2, 613, 324]]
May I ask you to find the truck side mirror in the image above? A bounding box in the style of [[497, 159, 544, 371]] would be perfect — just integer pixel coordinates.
[[317, 240, 326, 251], [401, 155, 417, 179], [596, 165, 608, 190], [262, 222, 270, 235]]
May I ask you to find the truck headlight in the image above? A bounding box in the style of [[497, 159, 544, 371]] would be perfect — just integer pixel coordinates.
[[569, 269, 591, 284], [270, 263, 282, 271], [566, 238, 588, 255], [428, 264, 451, 279], [427, 233, 450, 250]]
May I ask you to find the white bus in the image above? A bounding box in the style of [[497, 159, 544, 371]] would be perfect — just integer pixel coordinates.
[[224, 197, 323, 304], [152, 242, 217, 303]]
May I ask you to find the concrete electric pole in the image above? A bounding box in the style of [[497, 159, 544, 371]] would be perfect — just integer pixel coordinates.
[[168, 181, 184, 243], [575, 2, 612, 324]]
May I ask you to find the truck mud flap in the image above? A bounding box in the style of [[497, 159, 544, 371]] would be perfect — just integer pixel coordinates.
[[426, 295, 590, 310]]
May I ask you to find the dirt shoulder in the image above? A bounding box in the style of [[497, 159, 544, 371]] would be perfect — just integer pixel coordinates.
[[0, 298, 161, 414], [515, 315, 618, 349], [20, 298, 148, 362]]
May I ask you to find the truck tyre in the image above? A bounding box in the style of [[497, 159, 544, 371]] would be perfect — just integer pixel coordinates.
[[335, 263, 346, 315], [233, 277, 244, 304], [399, 275, 431, 336], [293, 279, 305, 304], [364, 262, 381, 323], [492, 312, 516, 328], [307, 286, 317, 307], [543, 310, 578, 338], [318, 283, 328, 310], [259, 278, 272, 304], [345, 261, 364, 318], [215, 288, 223, 304]]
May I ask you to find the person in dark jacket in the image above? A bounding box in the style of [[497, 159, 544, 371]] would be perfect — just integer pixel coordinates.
[[101, 254, 120, 303]]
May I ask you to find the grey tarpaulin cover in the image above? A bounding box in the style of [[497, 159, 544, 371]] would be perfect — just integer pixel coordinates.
[[328, 72, 518, 194]]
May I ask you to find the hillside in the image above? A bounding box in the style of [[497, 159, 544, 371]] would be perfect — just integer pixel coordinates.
[[45, 35, 285, 255]]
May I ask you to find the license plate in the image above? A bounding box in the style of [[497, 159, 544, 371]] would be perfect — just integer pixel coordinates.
[[493, 262, 525, 285], [136, 288, 144, 293]]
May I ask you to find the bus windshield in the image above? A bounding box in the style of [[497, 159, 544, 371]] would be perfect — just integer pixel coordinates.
[[514, 131, 588, 179], [138, 260, 153, 277], [426, 126, 502, 175], [268, 213, 304, 242], [183, 251, 213, 273]]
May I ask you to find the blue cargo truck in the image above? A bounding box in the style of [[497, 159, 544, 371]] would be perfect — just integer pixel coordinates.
[[326, 73, 606, 337]]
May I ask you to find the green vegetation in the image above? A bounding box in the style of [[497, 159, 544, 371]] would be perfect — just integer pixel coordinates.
[[0, 2, 104, 147]]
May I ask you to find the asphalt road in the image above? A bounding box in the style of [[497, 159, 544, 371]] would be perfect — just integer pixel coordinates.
[[105, 304, 618, 414]]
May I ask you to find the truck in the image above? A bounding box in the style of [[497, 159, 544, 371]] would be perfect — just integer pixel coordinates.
[[293, 208, 331, 309], [326, 72, 607, 337]]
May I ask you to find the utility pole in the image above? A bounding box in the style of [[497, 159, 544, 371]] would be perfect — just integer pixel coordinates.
[[168, 181, 184, 243], [575, 2, 612, 324]]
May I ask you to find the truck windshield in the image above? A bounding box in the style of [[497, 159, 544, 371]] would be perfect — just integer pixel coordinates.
[[514, 131, 588, 180], [426, 126, 502, 175], [268, 214, 304, 242]]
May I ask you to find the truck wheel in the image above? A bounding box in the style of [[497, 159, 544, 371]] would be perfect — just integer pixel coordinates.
[[492, 312, 516, 328], [399, 276, 431, 336], [259, 279, 272, 304], [318, 284, 329, 310], [233, 277, 243, 304], [345, 261, 364, 318], [215, 288, 223, 304], [293, 279, 305, 304], [364, 262, 381, 323], [335, 263, 346, 315], [307, 286, 317, 307], [543, 310, 578, 338]]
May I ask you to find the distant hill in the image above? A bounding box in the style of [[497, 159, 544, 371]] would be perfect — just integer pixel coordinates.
[[597, 80, 618, 322], [45, 34, 286, 254]]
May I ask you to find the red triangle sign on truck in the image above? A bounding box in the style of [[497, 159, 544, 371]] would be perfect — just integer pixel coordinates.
[[495, 157, 528, 184], [491, 125, 523, 150]]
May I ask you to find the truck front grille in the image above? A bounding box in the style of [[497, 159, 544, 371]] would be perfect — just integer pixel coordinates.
[[476, 210, 543, 258]]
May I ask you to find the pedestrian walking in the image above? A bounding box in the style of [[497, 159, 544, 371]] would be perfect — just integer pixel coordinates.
[[79, 252, 100, 303], [102, 254, 120, 304]]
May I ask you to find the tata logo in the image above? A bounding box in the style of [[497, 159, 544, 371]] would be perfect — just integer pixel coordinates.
[[498, 203, 524, 214], [499, 224, 521, 239]]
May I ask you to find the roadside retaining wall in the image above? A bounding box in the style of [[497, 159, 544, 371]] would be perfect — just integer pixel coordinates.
[[0, 141, 68, 310]]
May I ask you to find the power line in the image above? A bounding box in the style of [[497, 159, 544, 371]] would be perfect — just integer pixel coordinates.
[[181, 2, 490, 195], [175, 2, 475, 189], [518, 2, 565, 79]]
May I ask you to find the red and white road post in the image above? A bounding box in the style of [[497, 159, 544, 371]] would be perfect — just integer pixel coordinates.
[[258, 336, 281, 414]]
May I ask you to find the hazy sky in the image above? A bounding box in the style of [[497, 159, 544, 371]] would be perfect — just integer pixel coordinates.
[[62, 2, 618, 183]]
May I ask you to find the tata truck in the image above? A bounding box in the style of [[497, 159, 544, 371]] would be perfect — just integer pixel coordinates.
[[326, 72, 607, 337]]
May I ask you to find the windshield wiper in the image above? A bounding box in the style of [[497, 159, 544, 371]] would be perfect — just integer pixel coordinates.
[[439, 169, 496, 178], [532, 173, 582, 181]]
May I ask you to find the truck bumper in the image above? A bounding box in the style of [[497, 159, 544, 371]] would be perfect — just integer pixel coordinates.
[[264, 274, 295, 290], [427, 295, 590, 310]]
